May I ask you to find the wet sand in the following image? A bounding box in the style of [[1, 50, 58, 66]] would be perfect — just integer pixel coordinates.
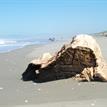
[[0, 36, 107, 107]]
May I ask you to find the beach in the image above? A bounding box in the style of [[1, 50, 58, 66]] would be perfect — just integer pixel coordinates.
[[0, 36, 107, 107]]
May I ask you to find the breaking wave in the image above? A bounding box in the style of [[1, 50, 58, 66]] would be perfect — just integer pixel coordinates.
[[0, 38, 48, 53], [0, 39, 17, 46]]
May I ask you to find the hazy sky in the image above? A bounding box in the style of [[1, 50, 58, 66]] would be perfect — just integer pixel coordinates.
[[0, 0, 107, 37]]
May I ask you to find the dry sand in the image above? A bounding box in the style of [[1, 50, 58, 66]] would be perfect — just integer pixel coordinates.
[[0, 36, 107, 107]]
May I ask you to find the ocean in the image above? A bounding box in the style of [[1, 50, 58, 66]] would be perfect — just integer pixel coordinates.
[[0, 37, 49, 53], [0, 34, 73, 53]]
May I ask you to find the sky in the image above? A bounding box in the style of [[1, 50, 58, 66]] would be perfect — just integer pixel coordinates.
[[0, 0, 107, 38]]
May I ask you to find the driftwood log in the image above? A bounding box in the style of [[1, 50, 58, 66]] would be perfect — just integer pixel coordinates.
[[22, 34, 107, 83]]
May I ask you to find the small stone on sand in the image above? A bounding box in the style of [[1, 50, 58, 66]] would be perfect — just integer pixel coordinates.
[[91, 103, 95, 106], [0, 87, 3, 90], [33, 83, 37, 85], [5, 59, 9, 61], [24, 100, 28, 103], [37, 88, 41, 91]]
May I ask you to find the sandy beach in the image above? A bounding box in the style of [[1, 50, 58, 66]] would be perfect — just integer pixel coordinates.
[[0, 36, 107, 107]]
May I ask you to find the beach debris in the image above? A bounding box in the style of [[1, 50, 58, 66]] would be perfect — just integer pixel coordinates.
[[48, 37, 55, 42], [22, 34, 107, 83], [0, 87, 4, 90]]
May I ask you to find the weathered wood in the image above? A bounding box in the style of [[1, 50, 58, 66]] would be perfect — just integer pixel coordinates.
[[22, 34, 107, 82]]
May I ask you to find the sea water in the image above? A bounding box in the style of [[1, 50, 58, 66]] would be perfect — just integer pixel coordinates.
[[0, 37, 49, 53], [0, 34, 73, 53]]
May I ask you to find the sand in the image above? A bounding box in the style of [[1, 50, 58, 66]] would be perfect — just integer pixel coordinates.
[[0, 36, 107, 107]]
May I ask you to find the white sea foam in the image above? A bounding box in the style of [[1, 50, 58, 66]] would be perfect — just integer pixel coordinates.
[[0, 38, 48, 53], [0, 39, 17, 46]]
